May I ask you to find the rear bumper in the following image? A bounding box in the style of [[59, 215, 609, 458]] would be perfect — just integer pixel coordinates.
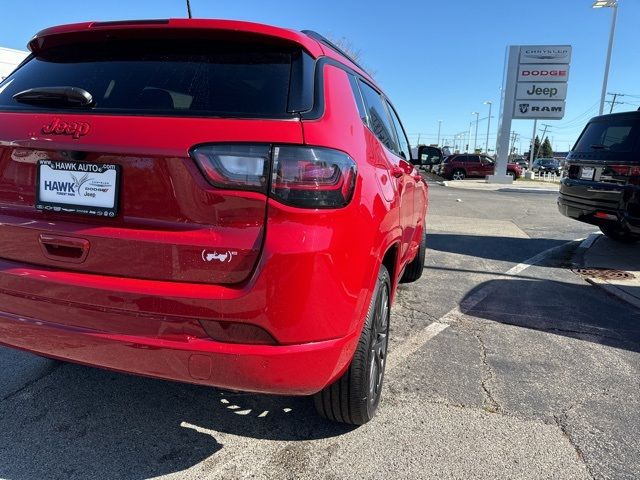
[[558, 179, 640, 233], [0, 308, 357, 395]]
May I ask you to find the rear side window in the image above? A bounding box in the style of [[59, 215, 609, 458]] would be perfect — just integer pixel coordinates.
[[386, 101, 411, 160], [348, 75, 367, 123], [358, 80, 398, 152], [0, 39, 298, 118], [573, 119, 640, 153]]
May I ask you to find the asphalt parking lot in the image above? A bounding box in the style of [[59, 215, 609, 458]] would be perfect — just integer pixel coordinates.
[[1, 180, 638, 480]]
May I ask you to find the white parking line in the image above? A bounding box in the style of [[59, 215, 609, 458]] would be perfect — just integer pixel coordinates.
[[388, 236, 587, 371]]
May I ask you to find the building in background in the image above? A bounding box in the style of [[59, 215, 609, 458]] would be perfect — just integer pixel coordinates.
[[0, 47, 29, 81]]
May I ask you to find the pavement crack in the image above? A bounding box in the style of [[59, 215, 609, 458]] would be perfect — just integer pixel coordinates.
[[470, 327, 503, 414], [1, 360, 62, 402], [553, 409, 596, 480]]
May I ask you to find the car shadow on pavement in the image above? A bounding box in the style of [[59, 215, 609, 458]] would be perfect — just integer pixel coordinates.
[[427, 233, 569, 264], [460, 276, 640, 353], [0, 358, 353, 480]]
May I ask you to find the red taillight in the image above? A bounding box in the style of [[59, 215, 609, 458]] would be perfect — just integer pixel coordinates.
[[271, 146, 356, 208], [629, 166, 640, 186], [594, 211, 617, 221], [199, 320, 277, 345], [191, 144, 357, 208]]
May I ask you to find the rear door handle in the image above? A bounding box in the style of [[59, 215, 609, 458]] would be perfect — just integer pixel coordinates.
[[39, 234, 90, 263]]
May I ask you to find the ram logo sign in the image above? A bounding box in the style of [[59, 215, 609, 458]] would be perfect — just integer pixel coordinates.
[[514, 101, 565, 119]]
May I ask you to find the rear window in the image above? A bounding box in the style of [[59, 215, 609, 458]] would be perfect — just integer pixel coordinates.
[[573, 118, 640, 153], [0, 39, 297, 118]]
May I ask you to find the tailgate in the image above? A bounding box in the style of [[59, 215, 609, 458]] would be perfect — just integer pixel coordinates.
[[0, 114, 302, 284]]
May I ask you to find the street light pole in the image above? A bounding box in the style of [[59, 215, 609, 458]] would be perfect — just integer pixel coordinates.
[[468, 122, 473, 153], [437, 120, 442, 146], [483, 101, 492, 154], [472, 112, 480, 153], [593, 0, 619, 115]]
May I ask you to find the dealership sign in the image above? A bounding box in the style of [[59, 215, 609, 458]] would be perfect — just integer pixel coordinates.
[[493, 44, 572, 182], [513, 45, 571, 119]]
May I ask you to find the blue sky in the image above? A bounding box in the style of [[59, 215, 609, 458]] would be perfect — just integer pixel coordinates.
[[2, 0, 639, 154]]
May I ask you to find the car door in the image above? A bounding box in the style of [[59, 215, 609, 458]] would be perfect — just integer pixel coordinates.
[[480, 155, 496, 175], [386, 100, 423, 247], [466, 155, 482, 176], [358, 80, 414, 262]]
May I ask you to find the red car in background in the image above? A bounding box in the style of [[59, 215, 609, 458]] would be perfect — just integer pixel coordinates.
[[438, 154, 522, 180], [0, 19, 427, 424]]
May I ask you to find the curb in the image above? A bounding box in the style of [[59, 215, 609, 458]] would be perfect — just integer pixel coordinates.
[[440, 183, 558, 193], [585, 278, 640, 310], [573, 232, 640, 310]]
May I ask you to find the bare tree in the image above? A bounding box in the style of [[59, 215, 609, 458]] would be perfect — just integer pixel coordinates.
[[326, 35, 376, 78]]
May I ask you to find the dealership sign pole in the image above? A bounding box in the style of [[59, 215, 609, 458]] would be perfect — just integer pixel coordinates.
[[489, 45, 571, 184]]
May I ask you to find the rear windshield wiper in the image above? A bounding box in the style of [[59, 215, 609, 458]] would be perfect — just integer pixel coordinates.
[[590, 144, 609, 150], [13, 86, 94, 108]]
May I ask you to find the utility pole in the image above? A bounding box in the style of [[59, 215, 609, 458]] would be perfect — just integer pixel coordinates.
[[472, 112, 480, 152], [511, 132, 519, 157], [467, 122, 473, 153], [186, 0, 193, 18], [536, 124, 551, 159], [529, 119, 537, 169], [437, 120, 442, 146], [606, 92, 624, 113]]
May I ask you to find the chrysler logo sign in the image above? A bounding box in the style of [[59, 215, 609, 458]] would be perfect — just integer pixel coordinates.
[[519, 45, 572, 65]]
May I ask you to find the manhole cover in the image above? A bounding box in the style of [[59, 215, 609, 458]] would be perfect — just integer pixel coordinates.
[[572, 268, 635, 281]]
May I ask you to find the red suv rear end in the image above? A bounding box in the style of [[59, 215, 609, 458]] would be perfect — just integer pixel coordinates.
[[0, 19, 427, 424]]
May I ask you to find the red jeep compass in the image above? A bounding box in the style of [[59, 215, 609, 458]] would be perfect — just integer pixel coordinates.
[[0, 19, 427, 424]]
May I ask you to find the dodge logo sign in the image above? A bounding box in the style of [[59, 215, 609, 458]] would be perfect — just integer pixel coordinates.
[[519, 104, 529, 114], [517, 64, 569, 83]]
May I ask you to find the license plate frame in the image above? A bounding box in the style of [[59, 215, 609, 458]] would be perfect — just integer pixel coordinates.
[[580, 166, 595, 181], [36, 160, 120, 217]]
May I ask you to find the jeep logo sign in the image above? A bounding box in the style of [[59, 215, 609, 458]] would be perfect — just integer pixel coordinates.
[[516, 82, 568, 101], [513, 100, 566, 119], [517, 64, 570, 83]]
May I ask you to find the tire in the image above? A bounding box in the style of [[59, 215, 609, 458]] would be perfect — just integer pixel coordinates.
[[451, 169, 465, 180], [400, 233, 426, 283], [508, 171, 516, 180], [314, 265, 391, 425], [600, 224, 639, 244]]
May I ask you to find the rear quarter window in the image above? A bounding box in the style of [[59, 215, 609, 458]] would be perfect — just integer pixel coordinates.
[[573, 118, 640, 153], [0, 39, 299, 118]]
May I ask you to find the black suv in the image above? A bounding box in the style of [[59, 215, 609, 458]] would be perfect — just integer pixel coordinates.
[[558, 111, 640, 242]]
